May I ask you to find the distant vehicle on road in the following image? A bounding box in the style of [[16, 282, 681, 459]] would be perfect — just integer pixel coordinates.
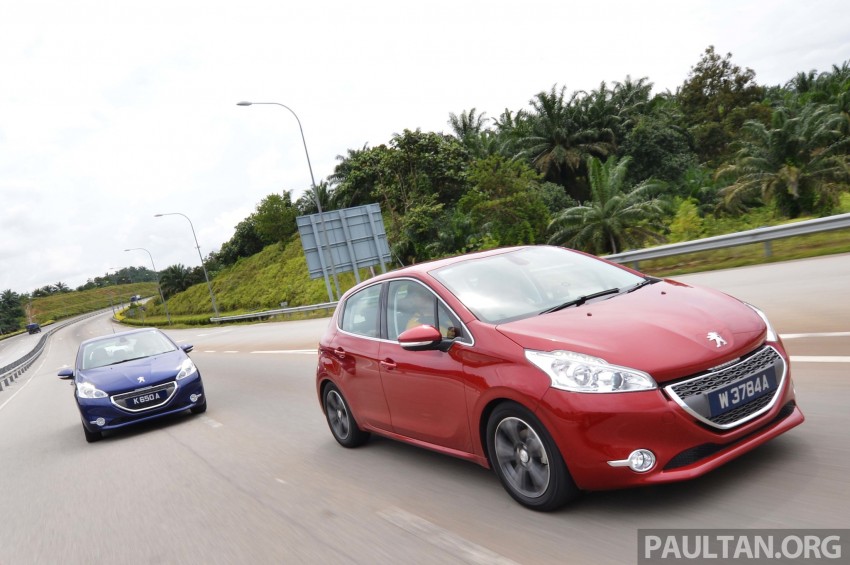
[[58, 328, 207, 443], [26, 323, 41, 334], [130, 294, 142, 303]]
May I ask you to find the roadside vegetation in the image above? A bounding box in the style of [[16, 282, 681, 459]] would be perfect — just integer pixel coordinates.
[[4, 47, 850, 330]]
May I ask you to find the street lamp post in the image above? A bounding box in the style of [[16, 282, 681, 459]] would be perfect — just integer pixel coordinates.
[[125, 247, 172, 324], [237, 100, 340, 302], [106, 267, 118, 316], [154, 212, 220, 317]]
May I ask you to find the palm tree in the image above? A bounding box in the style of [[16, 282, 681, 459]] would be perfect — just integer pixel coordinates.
[[548, 156, 667, 254], [159, 264, 193, 298], [519, 85, 615, 199], [52, 281, 70, 293], [448, 108, 488, 139], [716, 103, 850, 217]]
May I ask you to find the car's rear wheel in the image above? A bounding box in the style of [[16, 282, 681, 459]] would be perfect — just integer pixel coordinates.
[[323, 383, 370, 447], [190, 398, 207, 414], [82, 423, 102, 443], [486, 402, 578, 511]]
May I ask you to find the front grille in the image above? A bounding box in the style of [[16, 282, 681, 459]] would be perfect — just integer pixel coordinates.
[[664, 345, 786, 430], [669, 346, 781, 399], [111, 382, 177, 413]]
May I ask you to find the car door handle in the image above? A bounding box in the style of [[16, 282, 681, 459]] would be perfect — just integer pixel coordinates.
[[380, 359, 397, 370], [334, 348, 346, 359]]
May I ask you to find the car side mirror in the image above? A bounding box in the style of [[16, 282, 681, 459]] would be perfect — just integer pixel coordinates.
[[58, 368, 74, 380], [181, 344, 194, 354], [398, 325, 444, 351]]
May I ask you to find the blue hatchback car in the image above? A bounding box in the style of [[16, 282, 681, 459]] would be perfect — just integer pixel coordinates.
[[58, 328, 207, 442]]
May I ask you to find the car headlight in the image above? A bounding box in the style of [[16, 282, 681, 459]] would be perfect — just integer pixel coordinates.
[[77, 381, 108, 399], [176, 358, 197, 380], [525, 350, 657, 393], [746, 303, 779, 342]]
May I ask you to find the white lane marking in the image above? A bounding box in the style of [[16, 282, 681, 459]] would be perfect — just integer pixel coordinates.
[[224, 350, 239, 354], [275, 478, 287, 485], [0, 353, 50, 412], [251, 350, 317, 354], [781, 332, 850, 339], [203, 350, 217, 353], [790, 356, 850, 363], [0, 379, 34, 412], [378, 507, 519, 565], [194, 329, 234, 337], [199, 416, 222, 428]]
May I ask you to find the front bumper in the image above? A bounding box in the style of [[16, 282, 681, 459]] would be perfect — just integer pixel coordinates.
[[76, 375, 206, 432], [535, 355, 803, 491]]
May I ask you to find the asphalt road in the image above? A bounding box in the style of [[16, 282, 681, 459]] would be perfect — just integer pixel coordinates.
[[0, 254, 847, 564]]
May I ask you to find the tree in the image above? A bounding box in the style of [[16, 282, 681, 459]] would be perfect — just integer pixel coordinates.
[[457, 155, 551, 249], [159, 265, 194, 299], [678, 46, 770, 165], [548, 156, 667, 254], [518, 85, 616, 200], [295, 181, 334, 216], [448, 108, 489, 140], [620, 113, 696, 185], [716, 103, 850, 217], [327, 144, 382, 210], [0, 289, 25, 333], [52, 282, 71, 293], [255, 192, 298, 242]]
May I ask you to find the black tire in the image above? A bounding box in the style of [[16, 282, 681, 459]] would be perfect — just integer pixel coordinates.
[[486, 402, 578, 511], [83, 424, 102, 443], [323, 383, 370, 448], [190, 398, 207, 414]]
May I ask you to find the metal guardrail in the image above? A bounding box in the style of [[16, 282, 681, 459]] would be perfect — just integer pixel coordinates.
[[0, 310, 107, 392], [209, 301, 338, 323], [605, 212, 850, 267]]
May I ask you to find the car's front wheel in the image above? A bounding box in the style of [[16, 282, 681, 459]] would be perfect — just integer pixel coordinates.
[[323, 383, 370, 448], [486, 402, 578, 511]]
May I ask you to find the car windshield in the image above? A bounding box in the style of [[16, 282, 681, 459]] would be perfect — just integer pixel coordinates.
[[430, 246, 645, 324], [81, 331, 177, 370]]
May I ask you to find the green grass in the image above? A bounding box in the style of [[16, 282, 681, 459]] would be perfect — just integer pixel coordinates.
[[135, 237, 375, 326], [30, 282, 160, 324], [639, 224, 850, 277]]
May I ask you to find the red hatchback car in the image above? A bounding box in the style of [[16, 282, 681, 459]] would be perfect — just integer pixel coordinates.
[[316, 246, 803, 510]]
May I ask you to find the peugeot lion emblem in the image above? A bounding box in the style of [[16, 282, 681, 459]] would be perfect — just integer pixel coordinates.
[[137, 376, 146, 384], [707, 332, 727, 347]]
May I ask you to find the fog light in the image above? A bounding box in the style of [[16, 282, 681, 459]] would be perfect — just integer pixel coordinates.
[[92, 417, 106, 427], [190, 394, 200, 403], [628, 449, 656, 472], [607, 448, 656, 473]]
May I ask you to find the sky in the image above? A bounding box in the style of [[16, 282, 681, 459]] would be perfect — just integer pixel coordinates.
[[2, 0, 849, 294]]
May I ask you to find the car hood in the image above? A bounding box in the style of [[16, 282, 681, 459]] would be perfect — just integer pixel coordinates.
[[78, 353, 184, 393], [496, 280, 766, 383]]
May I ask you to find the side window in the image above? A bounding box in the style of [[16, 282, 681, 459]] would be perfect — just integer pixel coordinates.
[[340, 284, 381, 337], [436, 302, 465, 342], [387, 280, 466, 342], [387, 281, 434, 341]]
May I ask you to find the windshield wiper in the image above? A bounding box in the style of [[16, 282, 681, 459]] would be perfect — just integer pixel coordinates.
[[540, 287, 622, 314], [108, 356, 148, 366], [625, 278, 658, 293]]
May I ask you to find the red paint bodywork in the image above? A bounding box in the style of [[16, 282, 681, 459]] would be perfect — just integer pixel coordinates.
[[316, 246, 803, 492]]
